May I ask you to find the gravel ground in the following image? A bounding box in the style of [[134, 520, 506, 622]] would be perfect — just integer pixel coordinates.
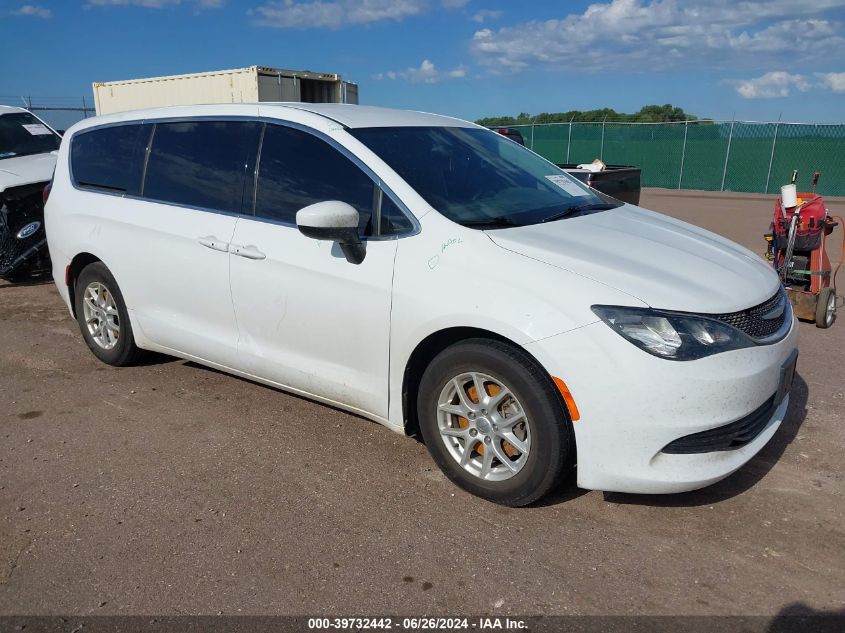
[[0, 189, 843, 618]]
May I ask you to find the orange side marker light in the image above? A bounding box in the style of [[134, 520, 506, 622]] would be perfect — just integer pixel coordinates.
[[552, 376, 581, 422]]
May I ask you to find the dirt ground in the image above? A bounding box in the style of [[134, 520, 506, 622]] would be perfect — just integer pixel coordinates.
[[0, 189, 843, 618]]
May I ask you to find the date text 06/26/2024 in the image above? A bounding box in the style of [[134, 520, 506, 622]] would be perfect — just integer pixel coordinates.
[[307, 617, 528, 630]]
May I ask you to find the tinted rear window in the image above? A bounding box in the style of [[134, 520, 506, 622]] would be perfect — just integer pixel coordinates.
[[143, 121, 261, 213], [71, 124, 149, 195]]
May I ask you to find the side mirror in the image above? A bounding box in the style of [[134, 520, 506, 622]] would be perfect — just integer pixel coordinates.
[[296, 200, 365, 264]]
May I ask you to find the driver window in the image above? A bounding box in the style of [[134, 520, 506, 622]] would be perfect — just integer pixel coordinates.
[[255, 124, 375, 234]]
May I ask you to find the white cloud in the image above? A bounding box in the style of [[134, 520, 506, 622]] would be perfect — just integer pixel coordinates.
[[407, 59, 440, 82], [250, 0, 427, 28], [727, 70, 845, 97], [10, 4, 52, 17], [470, 0, 845, 73], [816, 72, 845, 93], [472, 9, 502, 23], [250, 0, 467, 28], [732, 71, 810, 98], [728, 19, 837, 53], [375, 59, 468, 83], [87, 0, 178, 6], [86, 0, 223, 8]]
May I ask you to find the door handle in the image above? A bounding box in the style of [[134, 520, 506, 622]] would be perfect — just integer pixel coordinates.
[[231, 244, 266, 260], [197, 236, 230, 253]]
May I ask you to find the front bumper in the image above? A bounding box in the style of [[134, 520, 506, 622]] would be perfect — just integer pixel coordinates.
[[524, 316, 799, 494]]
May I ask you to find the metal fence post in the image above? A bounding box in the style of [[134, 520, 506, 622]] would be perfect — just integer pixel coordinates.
[[720, 119, 735, 192], [678, 120, 688, 189], [566, 117, 574, 163], [600, 115, 607, 160], [764, 115, 781, 194], [530, 123, 535, 151]]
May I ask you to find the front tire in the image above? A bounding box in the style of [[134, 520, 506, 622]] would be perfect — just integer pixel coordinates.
[[74, 262, 146, 366], [417, 339, 574, 506]]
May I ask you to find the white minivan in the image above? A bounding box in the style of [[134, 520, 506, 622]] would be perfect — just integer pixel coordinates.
[[46, 104, 798, 506]]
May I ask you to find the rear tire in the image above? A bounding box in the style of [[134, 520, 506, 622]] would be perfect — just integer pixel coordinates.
[[74, 262, 146, 366], [815, 287, 836, 328], [417, 338, 573, 506]]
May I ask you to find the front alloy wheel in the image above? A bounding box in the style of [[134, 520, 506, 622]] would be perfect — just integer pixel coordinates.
[[418, 339, 574, 506], [437, 372, 531, 481]]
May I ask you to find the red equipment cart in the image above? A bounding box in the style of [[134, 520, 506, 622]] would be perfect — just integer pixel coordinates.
[[766, 171, 844, 328]]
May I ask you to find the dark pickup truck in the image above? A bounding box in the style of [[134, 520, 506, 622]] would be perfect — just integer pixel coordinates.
[[555, 163, 641, 206], [490, 127, 642, 206]]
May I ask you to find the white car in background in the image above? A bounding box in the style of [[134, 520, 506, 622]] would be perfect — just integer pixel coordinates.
[[0, 105, 61, 280], [45, 104, 798, 506]]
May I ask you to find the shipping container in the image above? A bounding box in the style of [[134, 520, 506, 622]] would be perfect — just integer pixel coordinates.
[[92, 66, 358, 115]]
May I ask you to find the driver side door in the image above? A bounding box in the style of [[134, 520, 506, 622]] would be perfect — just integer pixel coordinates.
[[228, 123, 413, 419]]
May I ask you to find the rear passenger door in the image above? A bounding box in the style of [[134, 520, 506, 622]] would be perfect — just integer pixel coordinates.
[[118, 118, 261, 367], [228, 123, 414, 418]]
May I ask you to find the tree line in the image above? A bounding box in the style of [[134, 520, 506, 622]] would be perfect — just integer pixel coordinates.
[[476, 104, 698, 126]]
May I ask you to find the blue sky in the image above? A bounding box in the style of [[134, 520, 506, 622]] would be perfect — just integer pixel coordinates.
[[1, 0, 844, 125]]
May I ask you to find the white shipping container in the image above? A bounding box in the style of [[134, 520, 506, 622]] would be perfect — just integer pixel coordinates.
[[92, 66, 358, 115]]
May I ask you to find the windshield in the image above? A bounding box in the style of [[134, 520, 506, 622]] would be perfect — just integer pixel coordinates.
[[349, 126, 621, 228], [0, 112, 61, 159]]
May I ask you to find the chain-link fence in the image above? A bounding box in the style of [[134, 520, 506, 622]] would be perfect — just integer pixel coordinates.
[[0, 96, 95, 133], [512, 120, 845, 196], [3, 101, 841, 196]]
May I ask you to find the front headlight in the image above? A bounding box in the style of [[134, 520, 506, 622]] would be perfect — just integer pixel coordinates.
[[591, 305, 754, 361]]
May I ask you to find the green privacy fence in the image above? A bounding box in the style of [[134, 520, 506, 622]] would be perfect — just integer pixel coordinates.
[[510, 121, 845, 196]]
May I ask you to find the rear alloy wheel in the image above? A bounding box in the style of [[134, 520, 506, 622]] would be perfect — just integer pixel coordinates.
[[74, 262, 146, 366], [418, 339, 573, 506], [81, 281, 120, 350]]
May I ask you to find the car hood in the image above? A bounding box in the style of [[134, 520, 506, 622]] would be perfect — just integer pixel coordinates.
[[487, 205, 780, 314], [0, 152, 57, 193]]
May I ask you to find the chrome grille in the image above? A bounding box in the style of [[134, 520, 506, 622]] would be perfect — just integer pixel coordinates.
[[710, 288, 788, 340]]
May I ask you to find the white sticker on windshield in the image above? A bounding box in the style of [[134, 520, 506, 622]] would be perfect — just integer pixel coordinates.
[[22, 124, 53, 136], [546, 174, 591, 197]]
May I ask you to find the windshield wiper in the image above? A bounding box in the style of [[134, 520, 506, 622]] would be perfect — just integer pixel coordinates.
[[461, 216, 518, 229], [541, 202, 618, 223]]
